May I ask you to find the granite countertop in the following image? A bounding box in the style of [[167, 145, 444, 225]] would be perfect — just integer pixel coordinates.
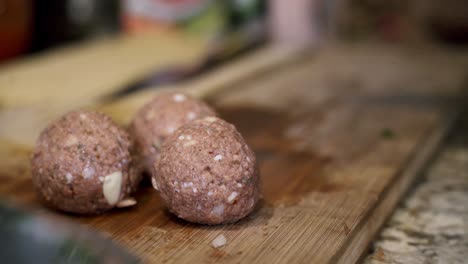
[[364, 114, 468, 263]]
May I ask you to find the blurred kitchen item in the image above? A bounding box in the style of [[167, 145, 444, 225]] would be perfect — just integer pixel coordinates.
[[269, 0, 344, 47], [0, 202, 139, 264], [269, 0, 318, 46], [112, 0, 267, 98], [426, 0, 468, 44], [122, 0, 265, 39], [0, 0, 33, 62], [31, 0, 120, 52], [107, 18, 266, 100], [222, 0, 267, 31], [122, 0, 224, 36]]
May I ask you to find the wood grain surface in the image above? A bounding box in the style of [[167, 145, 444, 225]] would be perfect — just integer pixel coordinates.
[[0, 42, 467, 263]]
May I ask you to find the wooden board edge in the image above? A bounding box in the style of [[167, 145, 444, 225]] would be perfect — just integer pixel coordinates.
[[182, 45, 306, 98], [332, 108, 459, 264]]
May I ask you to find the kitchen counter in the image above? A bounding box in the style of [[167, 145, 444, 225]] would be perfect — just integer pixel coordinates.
[[365, 112, 468, 263]]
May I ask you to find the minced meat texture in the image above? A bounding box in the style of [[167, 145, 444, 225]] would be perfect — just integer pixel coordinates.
[[31, 110, 141, 214], [154, 116, 260, 225], [129, 91, 216, 177]]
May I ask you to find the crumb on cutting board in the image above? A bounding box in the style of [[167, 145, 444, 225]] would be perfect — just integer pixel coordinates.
[[212, 234, 227, 248]]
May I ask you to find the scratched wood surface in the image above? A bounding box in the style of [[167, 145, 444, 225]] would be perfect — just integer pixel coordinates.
[[0, 43, 467, 264]]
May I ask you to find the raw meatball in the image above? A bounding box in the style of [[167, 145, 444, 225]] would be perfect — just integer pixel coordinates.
[[154, 116, 260, 225], [31, 111, 141, 214], [129, 91, 216, 176]]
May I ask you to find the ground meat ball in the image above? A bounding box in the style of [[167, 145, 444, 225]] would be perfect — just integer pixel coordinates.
[[31, 111, 141, 214], [154, 116, 260, 225], [129, 91, 216, 176]]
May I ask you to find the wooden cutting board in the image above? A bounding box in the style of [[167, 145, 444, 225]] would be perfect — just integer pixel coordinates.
[[0, 42, 467, 263]]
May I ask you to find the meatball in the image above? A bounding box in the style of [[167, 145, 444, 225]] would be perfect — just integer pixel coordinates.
[[154, 116, 260, 225], [31, 111, 141, 214], [129, 91, 216, 176]]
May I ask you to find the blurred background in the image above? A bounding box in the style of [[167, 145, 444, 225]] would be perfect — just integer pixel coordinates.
[[1, 0, 468, 64]]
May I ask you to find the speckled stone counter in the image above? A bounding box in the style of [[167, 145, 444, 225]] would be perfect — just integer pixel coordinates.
[[364, 115, 468, 264]]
